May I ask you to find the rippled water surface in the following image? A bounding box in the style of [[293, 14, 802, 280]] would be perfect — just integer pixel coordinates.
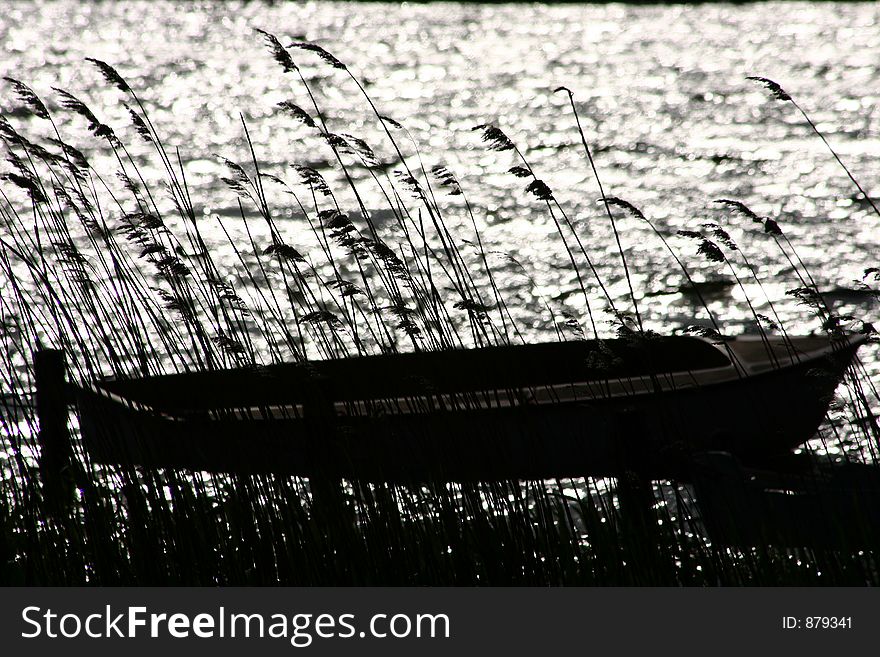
[[2, 2, 879, 384]]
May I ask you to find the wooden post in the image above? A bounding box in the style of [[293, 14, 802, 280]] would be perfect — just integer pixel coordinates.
[[612, 408, 657, 532], [303, 377, 358, 578], [303, 377, 349, 522], [35, 349, 73, 509], [616, 470, 656, 531]]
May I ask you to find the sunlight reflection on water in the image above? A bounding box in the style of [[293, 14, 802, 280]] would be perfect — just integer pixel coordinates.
[[3, 2, 878, 325], [1, 2, 879, 458]]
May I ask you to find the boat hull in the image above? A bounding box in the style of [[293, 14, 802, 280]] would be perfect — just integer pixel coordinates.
[[75, 337, 860, 481]]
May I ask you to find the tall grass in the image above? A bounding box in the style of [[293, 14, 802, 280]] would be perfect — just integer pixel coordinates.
[[0, 34, 878, 585]]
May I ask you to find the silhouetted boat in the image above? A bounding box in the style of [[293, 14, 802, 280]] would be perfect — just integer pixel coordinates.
[[73, 333, 866, 481]]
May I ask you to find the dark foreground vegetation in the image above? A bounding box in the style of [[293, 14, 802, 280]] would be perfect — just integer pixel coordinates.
[[0, 32, 879, 584]]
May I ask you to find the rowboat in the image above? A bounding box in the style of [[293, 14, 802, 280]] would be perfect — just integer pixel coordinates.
[[69, 333, 866, 481]]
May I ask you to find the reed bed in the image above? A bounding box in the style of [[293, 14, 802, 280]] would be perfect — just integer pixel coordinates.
[[0, 33, 879, 585]]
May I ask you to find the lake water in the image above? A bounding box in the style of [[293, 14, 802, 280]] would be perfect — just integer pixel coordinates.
[[1, 2, 879, 455]]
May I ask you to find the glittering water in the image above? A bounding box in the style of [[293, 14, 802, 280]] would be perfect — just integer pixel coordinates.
[[2, 2, 879, 449]]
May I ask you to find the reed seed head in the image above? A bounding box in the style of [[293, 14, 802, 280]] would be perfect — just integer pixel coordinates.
[[746, 76, 791, 102], [124, 104, 153, 142], [212, 333, 247, 356], [472, 124, 515, 152], [329, 279, 365, 298], [714, 199, 761, 222], [787, 286, 822, 309], [292, 165, 332, 197], [755, 313, 779, 330], [53, 88, 118, 142], [763, 218, 783, 236], [698, 240, 725, 263], [3, 77, 50, 120], [604, 197, 646, 221], [1, 172, 47, 203], [430, 165, 462, 196], [277, 101, 316, 129], [342, 134, 379, 166], [453, 299, 494, 314], [263, 243, 306, 263], [46, 138, 90, 170], [684, 325, 726, 343], [255, 29, 298, 73], [525, 179, 553, 201], [379, 115, 403, 130], [85, 57, 131, 93], [299, 309, 342, 327], [701, 223, 738, 251], [289, 42, 347, 71]]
